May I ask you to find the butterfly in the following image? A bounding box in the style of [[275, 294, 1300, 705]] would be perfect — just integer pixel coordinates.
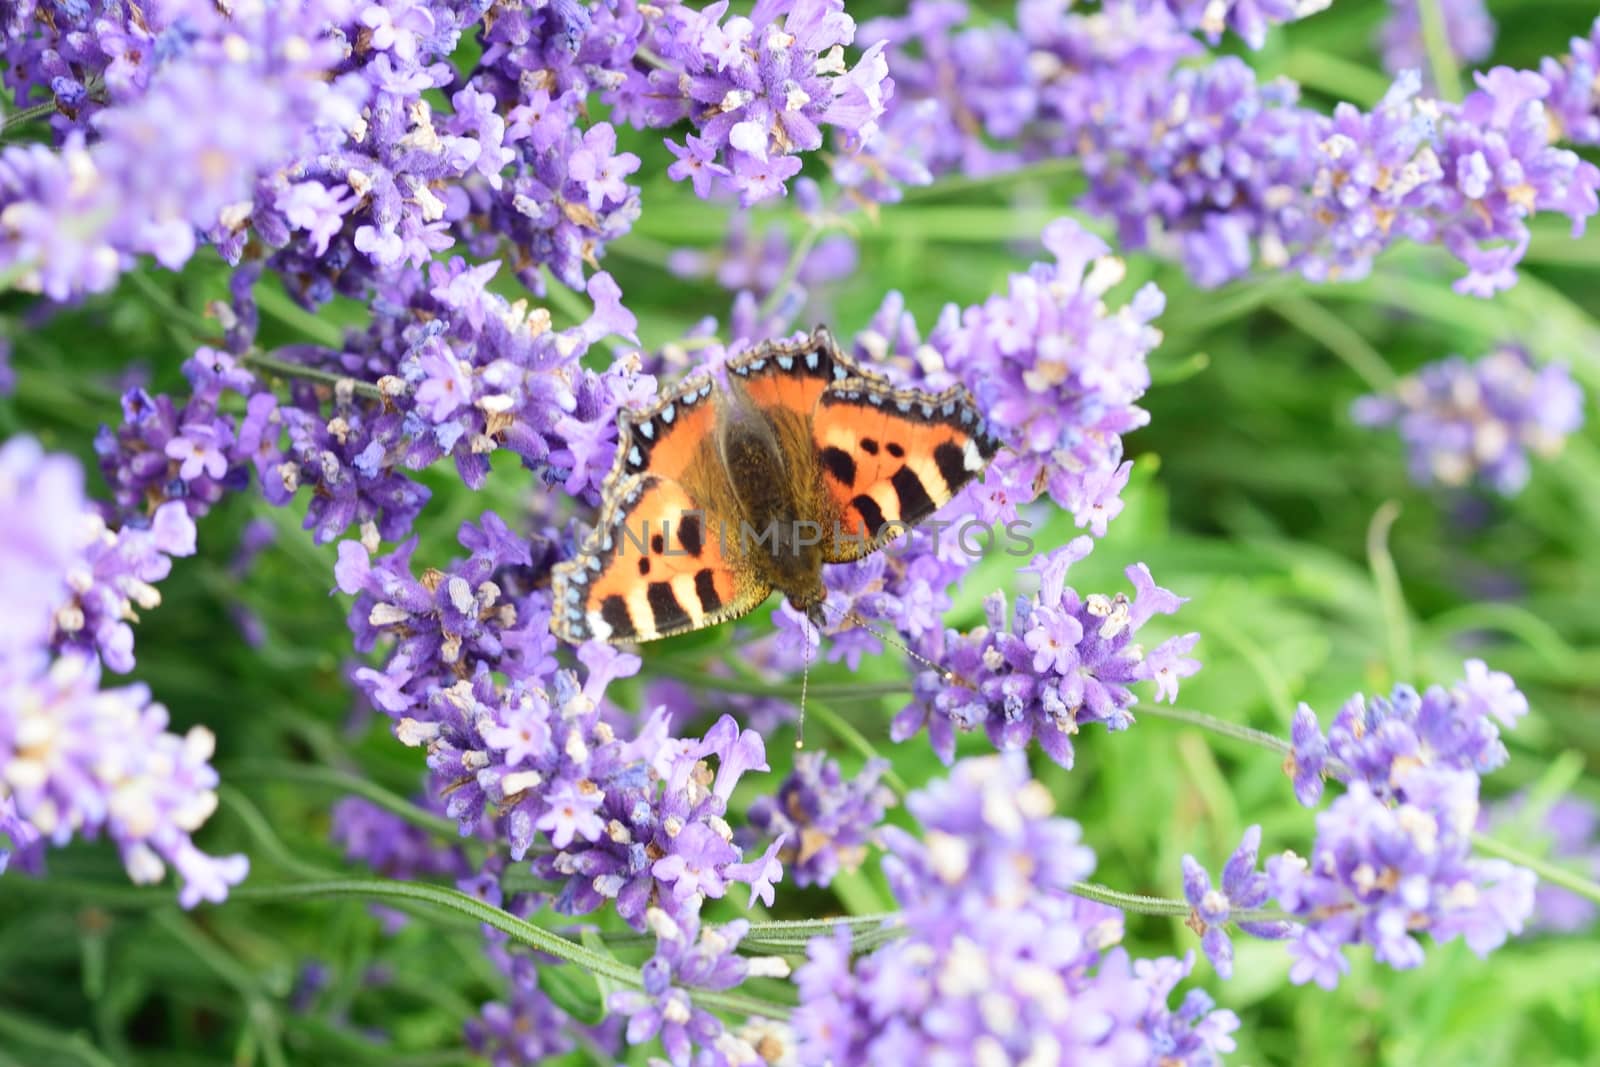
[[550, 326, 1000, 646]]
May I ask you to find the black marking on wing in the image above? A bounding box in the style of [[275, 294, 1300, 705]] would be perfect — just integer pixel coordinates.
[[647, 581, 688, 630], [934, 441, 968, 494], [694, 568, 722, 613], [600, 595, 631, 635], [819, 446, 856, 487], [891, 465, 937, 522], [852, 493, 887, 538], [678, 513, 703, 557]]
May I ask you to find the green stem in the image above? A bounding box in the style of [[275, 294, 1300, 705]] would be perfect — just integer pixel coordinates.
[[1416, 0, 1465, 102], [0, 1007, 118, 1067], [756, 223, 821, 323], [1367, 500, 1414, 683], [2, 78, 105, 135], [1471, 834, 1600, 907], [1139, 704, 1293, 757], [227, 879, 796, 1018], [242, 349, 383, 399], [223, 761, 463, 840], [1272, 294, 1399, 393], [1066, 881, 1291, 926]]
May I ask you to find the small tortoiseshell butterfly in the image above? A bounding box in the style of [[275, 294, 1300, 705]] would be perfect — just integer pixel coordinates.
[[550, 326, 1000, 645]]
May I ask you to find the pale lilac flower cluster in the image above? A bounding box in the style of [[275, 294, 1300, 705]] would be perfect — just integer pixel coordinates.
[[1185, 663, 1538, 988], [861, 2, 1600, 295], [793, 756, 1239, 1066], [1352, 344, 1584, 494], [337, 517, 787, 926], [1, 0, 656, 302], [1181, 827, 1294, 979], [619, 0, 893, 205], [828, 219, 1164, 547], [467, 970, 583, 1067], [898, 540, 1201, 766], [1378, 0, 1495, 79], [745, 753, 893, 888], [0, 438, 245, 903], [331, 796, 473, 882], [610, 908, 790, 1066], [1540, 17, 1600, 145], [940, 219, 1163, 529], [1069, 55, 1312, 289], [0, 0, 361, 299], [1267, 780, 1535, 988], [96, 262, 642, 551], [1138, 0, 1330, 50]]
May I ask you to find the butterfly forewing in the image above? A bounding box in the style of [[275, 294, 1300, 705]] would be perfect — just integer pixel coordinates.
[[812, 378, 1000, 561], [616, 375, 718, 483]]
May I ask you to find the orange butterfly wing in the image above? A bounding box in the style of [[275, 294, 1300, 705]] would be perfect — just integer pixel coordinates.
[[727, 326, 1000, 564], [812, 378, 1000, 561], [614, 374, 718, 482], [553, 373, 769, 644], [551, 473, 770, 643]]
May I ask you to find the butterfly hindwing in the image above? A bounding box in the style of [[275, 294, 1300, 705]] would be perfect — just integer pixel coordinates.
[[551, 473, 771, 643], [812, 377, 1001, 562]]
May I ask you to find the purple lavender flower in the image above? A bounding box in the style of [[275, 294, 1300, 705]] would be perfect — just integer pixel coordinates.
[[466, 972, 584, 1066], [1542, 18, 1600, 145], [1136, 953, 1242, 1066], [331, 795, 472, 882], [0, 0, 359, 298], [618, 0, 893, 205], [0, 654, 248, 906], [1181, 826, 1292, 978], [0, 437, 86, 662], [1379, 0, 1495, 79], [745, 753, 892, 888], [364, 549, 787, 930], [793, 755, 1236, 1065], [1268, 778, 1536, 986], [1140, 0, 1330, 50], [1262, 662, 1537, 985], [52, 501, 198, 673], [610, 908, 789, 1066], [941, 219, 1164, 529], [1353, 345, 1584, 495], [1288, 703, 1330, 806], [897, 556, 1200, 767]]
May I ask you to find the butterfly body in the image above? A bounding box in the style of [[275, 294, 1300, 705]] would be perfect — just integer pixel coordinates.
[[552, 327, 1000, 645]]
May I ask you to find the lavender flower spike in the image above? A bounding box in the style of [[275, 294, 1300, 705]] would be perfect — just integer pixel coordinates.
[[1182, 826, 1292, 979], [1353, 345, 1584, 495]]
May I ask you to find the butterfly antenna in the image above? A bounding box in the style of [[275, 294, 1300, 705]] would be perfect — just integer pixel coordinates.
[[796, 615, 812, 750], [814, 600, 978, 692]]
